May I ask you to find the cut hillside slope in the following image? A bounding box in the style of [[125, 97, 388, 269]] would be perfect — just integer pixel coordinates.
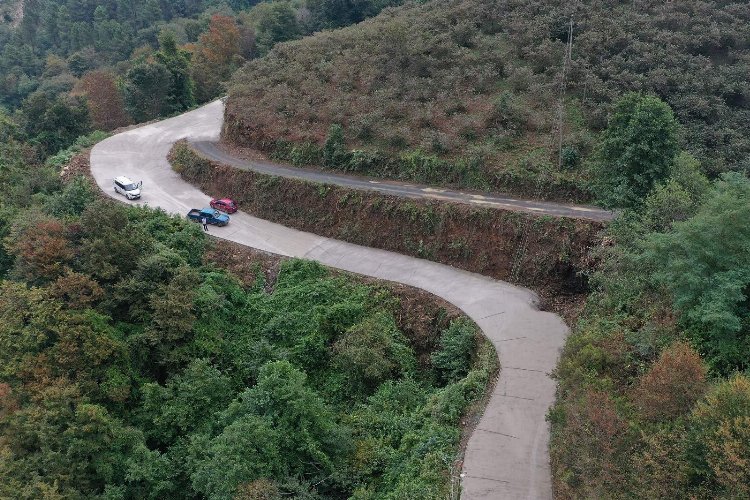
[[225, 0, 750, 200], [171, 140, 603, 303]]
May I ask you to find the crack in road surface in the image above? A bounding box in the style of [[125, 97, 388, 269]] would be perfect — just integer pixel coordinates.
[[192, 141, 614, 222], [90, 100, 573, 499]]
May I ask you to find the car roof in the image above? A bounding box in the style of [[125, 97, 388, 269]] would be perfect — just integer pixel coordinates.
[[114, 175, 134, 184]]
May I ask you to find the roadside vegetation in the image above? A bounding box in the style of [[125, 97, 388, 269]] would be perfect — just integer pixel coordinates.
[[549, 93, 750, 498], [0, 134, 496, 498], [225, 0, 749, 201]]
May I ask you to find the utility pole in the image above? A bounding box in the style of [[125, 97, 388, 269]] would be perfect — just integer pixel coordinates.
[[557, 16, 574, 169], [510, 16, 575, 283]]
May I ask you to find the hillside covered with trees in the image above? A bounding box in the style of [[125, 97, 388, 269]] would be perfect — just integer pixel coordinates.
[[0, 0, 408, 159], [225, 0, 750, 201], [547, 90, 750, 497], [0, 135, 496, 497], [0, 2, 498, 497]]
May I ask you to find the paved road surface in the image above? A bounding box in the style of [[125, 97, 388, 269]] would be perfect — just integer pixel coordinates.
[[90, 100, 570, 499], [193, 141, 613, 222]]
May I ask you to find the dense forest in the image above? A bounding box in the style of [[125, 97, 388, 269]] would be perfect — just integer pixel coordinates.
[[225, 0, 750, 201], [0, 0, 407, 156]]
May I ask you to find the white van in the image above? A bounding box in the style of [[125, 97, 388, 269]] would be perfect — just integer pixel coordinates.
[[113, 176, 142, 200]]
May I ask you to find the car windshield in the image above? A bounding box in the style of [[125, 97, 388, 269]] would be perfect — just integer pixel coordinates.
[[123, 183, 138, 191]]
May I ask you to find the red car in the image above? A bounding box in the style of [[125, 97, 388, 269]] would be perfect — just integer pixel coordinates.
[[210, 198, 238, 214]]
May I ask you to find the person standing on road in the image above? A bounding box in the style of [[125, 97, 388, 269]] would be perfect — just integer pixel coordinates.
[[201, 216, 208, 232]]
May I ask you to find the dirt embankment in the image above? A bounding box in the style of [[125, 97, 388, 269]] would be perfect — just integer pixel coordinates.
[[170, 140, 603, 310]]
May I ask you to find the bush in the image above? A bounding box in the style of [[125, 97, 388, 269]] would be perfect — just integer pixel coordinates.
[[593, 93, 680, 207], [633, 342, 707, 422], [431, 318, 476, 384], [45, 130, 110, 169], [44, 175, 96, 217], [686, 375, 750, 495]]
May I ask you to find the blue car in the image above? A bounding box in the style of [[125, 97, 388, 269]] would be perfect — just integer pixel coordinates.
[[186, 208, 230, 226]]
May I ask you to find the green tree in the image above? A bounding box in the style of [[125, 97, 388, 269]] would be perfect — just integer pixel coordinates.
[[141, 359, 234, 444], [44, 175, 97, 217], [323, 123, 348, 168], [1, 383, 145, 497], [594, 93, 680, 207], [332, 312, 415, 392], [431, 318, 476, 384], [248, 2, 300, 56], [20, 92, 91, 155], [190, 415, 282, 500], [155, 30, 196, 113], [223, 361, 349, 478], [643, 173, 750, 373], [123, 61, 172, 122]]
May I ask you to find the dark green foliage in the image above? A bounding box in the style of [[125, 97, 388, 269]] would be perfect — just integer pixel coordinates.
[[44, 175, 97, 217], [248, 1, 301, 56], [432, 317, 476, 384], [122, 31, 196, 123], [323, 123, 348, 168], [643, 173, 750, 374], [0, 170, 492, 498], [20, 92, 91, 155], [190, 414, 283, 499], [123, 62, 173, 122], [333, 312, 416, 392], [593, 93, 680, 207], [154, 31, 196, 113], [306, 0, 404, 29]]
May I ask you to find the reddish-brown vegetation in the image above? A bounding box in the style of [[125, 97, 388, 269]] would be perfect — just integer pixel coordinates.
[[634, 341, 707, 422], [188, 15, 248, 102], [73, 71, 130, 131], [8, 219, 74, 281]]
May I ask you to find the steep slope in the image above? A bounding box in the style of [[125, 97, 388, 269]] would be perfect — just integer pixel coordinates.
[[225, 0, 750, 199]]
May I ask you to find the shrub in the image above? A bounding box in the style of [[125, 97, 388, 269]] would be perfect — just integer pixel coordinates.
[[687, 375, 750, 494], [431, 318, 476, 384], [633, 341, 707, 422], [333, 312, 416, 392]]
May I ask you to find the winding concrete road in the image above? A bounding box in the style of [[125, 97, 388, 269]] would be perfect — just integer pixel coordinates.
[[91, 100, 571, 499], [193, 141, 613, 222]]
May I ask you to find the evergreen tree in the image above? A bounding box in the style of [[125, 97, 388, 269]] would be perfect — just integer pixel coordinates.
[[594, 93, 680, 207], [123, 61, 172, 122], [155, 30, 196, 113]]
